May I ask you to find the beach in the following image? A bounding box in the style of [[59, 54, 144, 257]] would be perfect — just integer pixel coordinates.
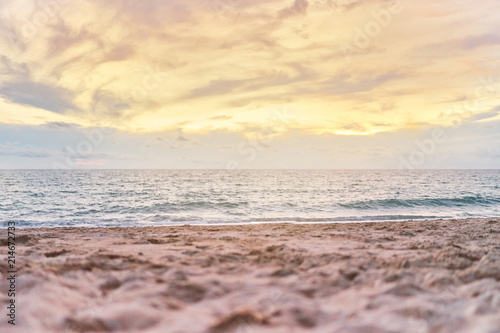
[[1, 218, 500, 333]]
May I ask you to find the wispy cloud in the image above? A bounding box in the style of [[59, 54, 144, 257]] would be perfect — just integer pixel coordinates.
[[0, 80, 80, 114], [0, 142, 53, 158], [1, 0, 500, 168]]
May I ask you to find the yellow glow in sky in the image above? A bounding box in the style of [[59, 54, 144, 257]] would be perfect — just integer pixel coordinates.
[[1, 0, 500, 140]]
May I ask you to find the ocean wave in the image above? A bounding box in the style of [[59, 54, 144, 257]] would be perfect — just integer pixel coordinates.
[[338, 195, 500, 210], [3, 170, 500, 228]]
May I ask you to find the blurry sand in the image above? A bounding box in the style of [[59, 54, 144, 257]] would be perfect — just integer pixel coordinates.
[[1, 218, 500, 333]]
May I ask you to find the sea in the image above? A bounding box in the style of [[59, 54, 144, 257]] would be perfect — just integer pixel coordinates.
[[1, 169, 500, 228]]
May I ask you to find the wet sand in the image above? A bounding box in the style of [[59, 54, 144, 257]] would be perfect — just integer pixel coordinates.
[[1, 218, 500, 333]]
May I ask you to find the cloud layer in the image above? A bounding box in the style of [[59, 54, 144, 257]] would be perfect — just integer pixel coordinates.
[[1, 0, 500, 168]]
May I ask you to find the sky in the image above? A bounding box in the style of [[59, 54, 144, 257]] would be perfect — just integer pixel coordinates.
[[1, 0, 500, 169]]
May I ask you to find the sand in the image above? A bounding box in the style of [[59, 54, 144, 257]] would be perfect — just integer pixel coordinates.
[[1, 218, 500, 333]]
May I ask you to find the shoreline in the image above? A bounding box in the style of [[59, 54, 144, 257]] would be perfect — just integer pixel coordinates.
[[10, 216, 500, 230], [1, 217, 499, 332]]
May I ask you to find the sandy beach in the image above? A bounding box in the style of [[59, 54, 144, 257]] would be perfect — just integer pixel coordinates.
[[1, 218, 500, 333]]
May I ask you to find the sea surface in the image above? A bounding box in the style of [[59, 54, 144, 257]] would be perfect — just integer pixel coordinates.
[[1, 169, 500, 228]]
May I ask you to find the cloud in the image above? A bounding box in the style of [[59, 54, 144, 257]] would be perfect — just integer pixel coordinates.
[[465, 107, 500, 122], [187, 79, 242, 99], [2, 119, 500, 168], [422, 33, 500, 55], [90, 89, 131, 119], [0, 80, 79, 114], [176, 131, 189, 141], [320, 71, 404, 95], [1, 0, 500, 164], [0, 143, 52, 158], [458, 33, 500, 50], [60, 146, 143, 160], [279, 0, 309, 18], [45, 22, 103, 59], [184, 63, 316, 101], [43, 122, 79, 129], [340, 123, 368, 132], [0, 55, 30, 78], [106, 44, 136, 62]]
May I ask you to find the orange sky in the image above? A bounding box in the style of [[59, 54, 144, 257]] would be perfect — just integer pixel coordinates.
[[1, 0, 500, 168]]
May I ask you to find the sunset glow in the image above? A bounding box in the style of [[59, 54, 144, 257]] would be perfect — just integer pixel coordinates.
[[1, 0, 500, 168]]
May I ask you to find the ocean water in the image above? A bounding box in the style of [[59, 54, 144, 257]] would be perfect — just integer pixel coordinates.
[[1, 169, 500, 228]]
